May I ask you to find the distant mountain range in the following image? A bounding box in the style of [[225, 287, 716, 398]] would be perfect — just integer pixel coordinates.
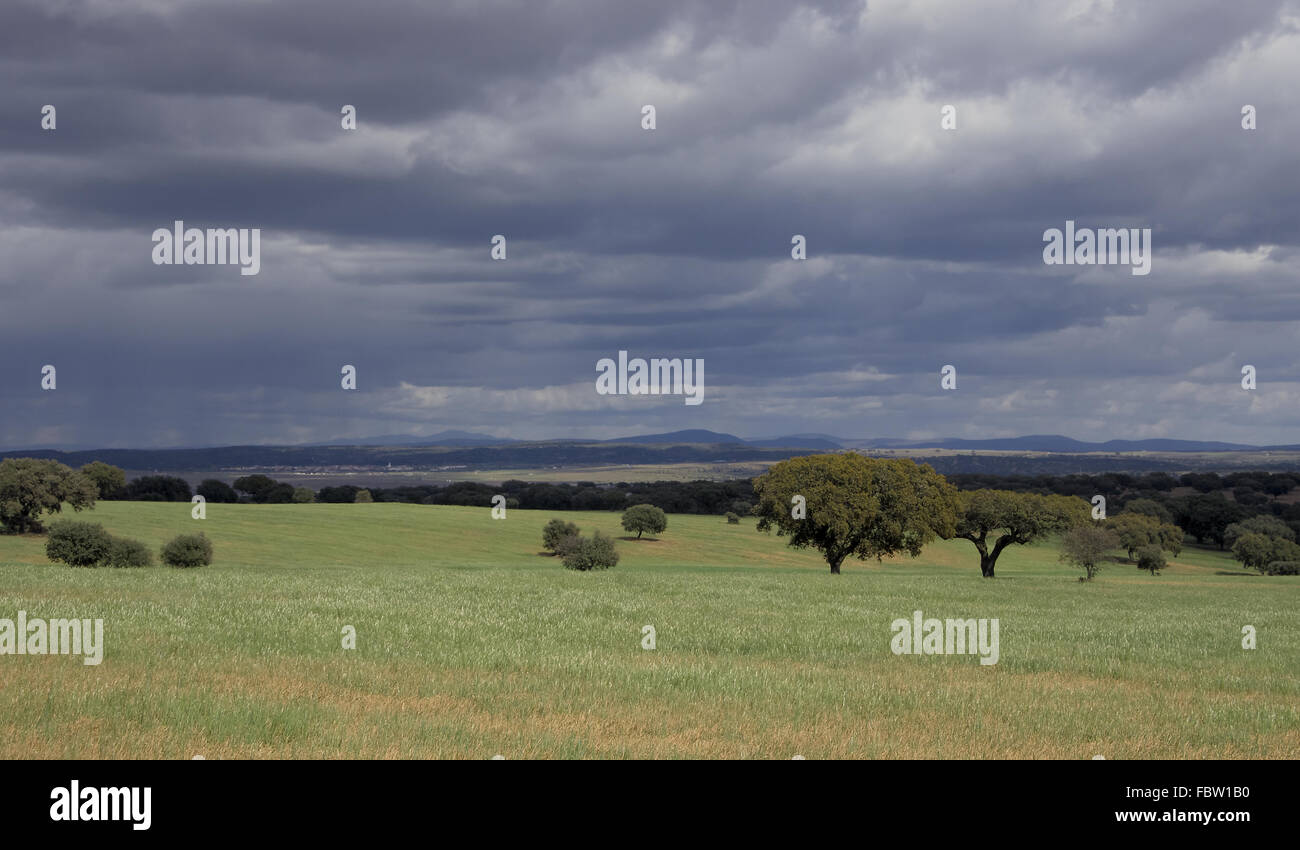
[[293, 430, 1292, 453], [840, 435, 1269, 453]]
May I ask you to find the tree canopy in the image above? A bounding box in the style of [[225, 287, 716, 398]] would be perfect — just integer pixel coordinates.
[[752, 454, 959, 574], [0, 458, 98, 534], [621, 504, 668, 539], [78, 462, 126, 499]]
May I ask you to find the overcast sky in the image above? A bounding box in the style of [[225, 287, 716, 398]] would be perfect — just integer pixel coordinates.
[[2, 0, 1299, 448]]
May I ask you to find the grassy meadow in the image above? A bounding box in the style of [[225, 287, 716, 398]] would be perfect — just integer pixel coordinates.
[[1, 501, 1297, 759]]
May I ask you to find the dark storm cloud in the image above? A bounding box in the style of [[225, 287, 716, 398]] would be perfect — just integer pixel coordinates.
[[1, 0, 1299, 448]]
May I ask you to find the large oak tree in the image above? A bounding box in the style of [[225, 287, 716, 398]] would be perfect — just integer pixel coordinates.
[[752, 454, 959, 574], [0, 457, 98, 534]]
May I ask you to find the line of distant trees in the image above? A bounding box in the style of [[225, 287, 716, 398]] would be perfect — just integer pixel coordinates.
[[87, 471, 757, 515], [10, 457, 1300, 558], [315, 480, 756, 516]]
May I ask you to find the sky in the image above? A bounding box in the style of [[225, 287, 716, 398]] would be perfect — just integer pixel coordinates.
[[2, 0, 1299, 449]]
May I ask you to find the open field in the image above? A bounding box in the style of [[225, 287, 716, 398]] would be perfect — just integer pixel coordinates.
[[2, 502, 1297, 759]]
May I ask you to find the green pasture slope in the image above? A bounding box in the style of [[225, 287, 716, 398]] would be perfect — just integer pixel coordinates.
[[1, 502, 1296, 758]]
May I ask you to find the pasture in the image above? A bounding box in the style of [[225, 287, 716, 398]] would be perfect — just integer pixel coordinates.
[[1, 502, 1296, 758]]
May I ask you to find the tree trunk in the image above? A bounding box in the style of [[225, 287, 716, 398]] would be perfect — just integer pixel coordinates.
[[967, 535, 996, 577], [981, 535, 1018, 578], [829, 554, 843, 574]]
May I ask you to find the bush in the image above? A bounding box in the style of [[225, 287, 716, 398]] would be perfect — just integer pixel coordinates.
[[725, 511, 740, 524], [542, 518, 580, 554], [161, 533, 213, 568], [621, 504, 667, 539], [561, 531, 619, 571], [45, 520, 112, 566], [553, 533, 583, 559], [104, 536, 153, 567], [292, 487, 315, 504], [1263, 560, 1300, 576], [354, 489, 373, 503]]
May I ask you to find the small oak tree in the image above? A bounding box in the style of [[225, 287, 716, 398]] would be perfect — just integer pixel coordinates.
[[621, 504, 667, 539], [956, 490, 1090, 578], [1059, 524, 1119, 582]]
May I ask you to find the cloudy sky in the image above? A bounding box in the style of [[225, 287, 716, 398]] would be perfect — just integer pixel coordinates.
[[2, 0, 1299, 448]]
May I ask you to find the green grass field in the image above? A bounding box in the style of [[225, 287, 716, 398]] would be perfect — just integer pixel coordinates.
[[1, 501, 1296, 759]]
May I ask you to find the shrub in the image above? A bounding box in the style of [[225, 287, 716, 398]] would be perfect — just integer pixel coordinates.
[[292, 487, 315, 504], [621, 504, 667, 539], [104, 536, 152, 567], [553, 533, 582, 559], [542, 518, 580, 555], [161, 533, 213, 568], [561, 531, 619, 571], [725, 511, 740, 524], [45, 520, 112, 566], [354, 489, 373, 504], [1263, 560, 1300, 576]]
